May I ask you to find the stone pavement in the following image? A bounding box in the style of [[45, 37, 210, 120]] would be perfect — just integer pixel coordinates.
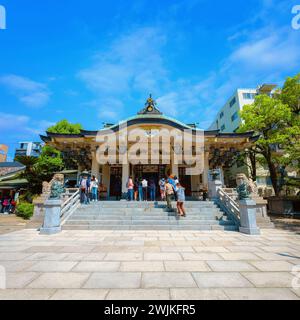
[[0, 215, 27, 235], [0, 228, 299, 300]]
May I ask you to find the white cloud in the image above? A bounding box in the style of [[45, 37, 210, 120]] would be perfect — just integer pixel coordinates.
[[0, 74, 51, 107], [79, 27, 167, 95], [0, 112, 30, 132]]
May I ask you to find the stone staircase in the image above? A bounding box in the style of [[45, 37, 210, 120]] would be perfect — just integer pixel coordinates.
[[62, 201, 238, 231]]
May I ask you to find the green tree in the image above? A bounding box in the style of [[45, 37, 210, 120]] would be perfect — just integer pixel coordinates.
[[15, 146, 63, 196], [47, 119, 83, 134], [238, 95, 294, 195], [35, 146, 64, 181], [279, 73, 300, 114]]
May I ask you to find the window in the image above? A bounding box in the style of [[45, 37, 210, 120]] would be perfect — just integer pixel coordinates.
[[219, 112, 224, 119], [231, 112, 239, 122], [243, 93, 255, 100], [221, 124, 226, 131], [229, 97, 236, 108]]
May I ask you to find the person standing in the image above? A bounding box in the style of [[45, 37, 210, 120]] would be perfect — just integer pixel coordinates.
[[165, 180, 174, 211], [138, 179, 143, 201], [127, 176, 134, 201], [79, 175, 90, 205], [149, 178, 156, 201], [134, 178, 139, 201], [168, 175, 178, 201], [176, 182, 186, 217], [159, 178, 166, 201], [90, 175, 99, 202], [142, 178, 148, 201], [2, 197, 10, 214]]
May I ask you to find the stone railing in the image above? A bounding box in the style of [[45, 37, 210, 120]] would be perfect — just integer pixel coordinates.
[[217, 188, 241, 226], [216, 188, 260, 235], [60, 189, 80, 225]]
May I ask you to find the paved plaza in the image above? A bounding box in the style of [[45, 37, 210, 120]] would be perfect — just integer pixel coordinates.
[[0, 228, 300, 300]]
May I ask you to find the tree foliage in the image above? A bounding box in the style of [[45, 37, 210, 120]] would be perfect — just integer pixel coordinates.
[[238, 73, 300, 196], [15, 146, 64, 195], [47, 119, 83, 134]]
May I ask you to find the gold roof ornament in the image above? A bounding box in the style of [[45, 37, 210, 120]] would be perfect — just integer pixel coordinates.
[[138, 94, 162, 115]]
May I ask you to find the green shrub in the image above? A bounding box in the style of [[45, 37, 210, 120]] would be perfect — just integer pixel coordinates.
[[16, 203, 34, 220]]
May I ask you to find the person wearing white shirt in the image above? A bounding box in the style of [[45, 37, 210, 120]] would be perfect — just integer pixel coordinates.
[[142, 179, 148, 201], [90, 176, 99, 202]]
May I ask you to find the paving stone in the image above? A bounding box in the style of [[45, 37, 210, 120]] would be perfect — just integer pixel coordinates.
[[225, 246, 263, 253], [6, 272, 39, 289], [58, 246, 95, 253], [104, 253, 143, 261], [192, 272, 253, 288], [0, 289, 55, 300], [207, 261, 257, 272], [242, 272, 295, 288], [291, 288, 300, 298], [255, 252, 300, 261], [23, 246, 65, 253], [250, 261, 295, 272], [120, 261, 164, 272], [170, 288, 229, 300], [106, 289, 170, 300], [84, 272, 141, 289], [28, 261, 78, 272], [63, 253, 88, 261], [0, 260, 37, 272], [84, 253, 107, 261], [26, 253, 68, 261], [164, 261, 211, 272], [193, 246, 230, 253], [261, 246, 298, 253], [224, 288, 299, 300], [50, 289, 109, 300], [27, 272, 90, 289], [219, 252, 261, 260], [181, 253, 222, 261], [144, 253, 182, 261], [0, 253, 33, 261], [160, 246, 195, 253], [72, 262, 120, 272], [142, 272, 197, 288]]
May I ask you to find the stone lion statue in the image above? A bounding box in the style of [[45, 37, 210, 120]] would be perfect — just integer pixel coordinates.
[[236, 173, 251, 200], [41, 174, 65, 200], [50, 174, 65, 199]]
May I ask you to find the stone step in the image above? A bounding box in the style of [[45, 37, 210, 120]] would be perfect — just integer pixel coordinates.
[[88, 203, 217, 208], [76, 208, 220, 214], [65, 219, 234, 226], [70, 215, 225, 220], [63, 201, 237, 231], [63, 224, 236, 231], [72, 211, 221, 216], [62, 224, 238, 231]]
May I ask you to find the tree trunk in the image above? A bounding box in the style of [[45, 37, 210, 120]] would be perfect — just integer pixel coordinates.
[[265, 152, 279, 196], [248, 150, 257, 181]]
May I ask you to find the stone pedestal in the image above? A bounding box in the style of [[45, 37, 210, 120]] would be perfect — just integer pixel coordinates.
[[40, 199, 62, 235], [239, 199, 260, 235], [208, 179, 223, 200]]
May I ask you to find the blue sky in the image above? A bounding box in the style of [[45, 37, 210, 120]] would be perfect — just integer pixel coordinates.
[[0, 0, 299, 159]]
